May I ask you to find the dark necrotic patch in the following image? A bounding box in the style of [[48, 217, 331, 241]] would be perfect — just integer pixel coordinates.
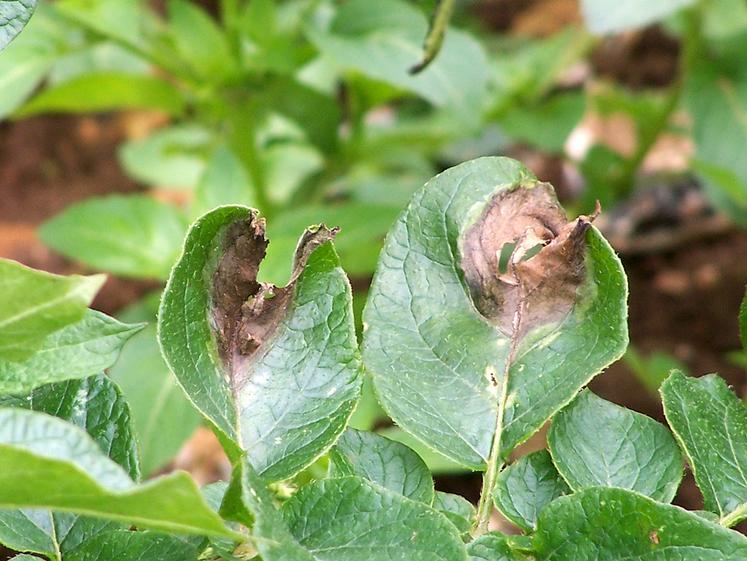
[[461, 184, 595, 337]]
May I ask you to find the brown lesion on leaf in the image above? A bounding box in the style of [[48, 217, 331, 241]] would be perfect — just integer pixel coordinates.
[[461, 183, 598, 339], [209, 211, 338, 387]]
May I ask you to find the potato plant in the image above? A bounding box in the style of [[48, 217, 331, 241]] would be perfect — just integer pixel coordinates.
[[0, 158, 746, 560]]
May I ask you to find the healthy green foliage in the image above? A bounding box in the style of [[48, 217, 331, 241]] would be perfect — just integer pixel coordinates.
[[548, 390, 683, 503], [0, 259, 104, 361], [493, 450, 569, 532], [39, 195, 187, 280], [534, 487, 747, 560], [0, 407, 233, 539], [308, 0, 487, 122], [0, 374, 137, 557], [64, 530, 199, 561], [282, 476, 468, 561], [110, 324, 201, 476], [159, 205, 361, 480], [661, 371, 747, 526], [329, 428, 434, 504], [0, 311, 142, 395], [467, 533, 524, 561]]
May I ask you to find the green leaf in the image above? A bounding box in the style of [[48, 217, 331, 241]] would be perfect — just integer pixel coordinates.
[[9, 555, 43, 561], [467, 533, 524, 561], [167, 0, 234, 81], [0, 373, 139, 479], [533, 487, 747, 560], [0, 373, 139, 555], [66, 530, 199, 561], [624, 346, 688, 394], [493, 449, 569, 532], [0, 259, 104, 361], [119, 125, 211, 190], [661, 371, 747, 525], [16, 72, 184, 117], [0, 310, 143, 395], [40, 195, 187, 280], [433, 491, 475, 536], [55, 0, 148, 49], [580, 0, 695, 34], [0, 408, 234, 538], [686, 46, 747, 225], [0, 0, 37, 50], [308, 0, 487, 122], [110, 325, 201, 476], [282, 476, 469, 561], [362, 157, 628, 469], [329, 428, 434, 504], [220, 457, 315, 561], [159, 206, 361, 480], [193, 145, 256, 218], [498, 92, 584, 153], [548, 390, 683, 503], [378, 426, 467, 475]]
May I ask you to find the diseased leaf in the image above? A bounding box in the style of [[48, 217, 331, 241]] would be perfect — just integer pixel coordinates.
[[0, 310, 143, 395], [362, 157, 628, 469], [493, 449, 569, 532], [110, 324, 201, 476], [661, 371, 747, 526], [0, 374, 138, 555], [548, 390, 683, 503], [0, 259, 104, 361], [262, 203, 399, 285], [467, 533, 524, 561], [580, 0, 694, 34], [159, 206, 361, 480], [0, 408, 234, 538], [329, 428, 434, 504], [533, 487, 747, 560], [0, 0, 37, 50], [282, 476, 469, 561], [66, 530, 199, 561], [40, 195, 187, 280], [433, 491, 475, 536], [15, 72, 184, 117]]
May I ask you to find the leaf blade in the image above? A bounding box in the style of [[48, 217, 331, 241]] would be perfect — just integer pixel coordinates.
[[548, 390, 683, 503], [661, 371, 747, 524]]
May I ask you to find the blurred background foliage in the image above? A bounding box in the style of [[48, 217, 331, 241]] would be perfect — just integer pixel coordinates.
[[1, 0, 746, 479]]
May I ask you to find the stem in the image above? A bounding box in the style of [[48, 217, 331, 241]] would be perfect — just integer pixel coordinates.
[[473, 268, 526, 536], [473, 371, 511, 536], [410, 0, 456, 74], [720, 503, 747, 528]]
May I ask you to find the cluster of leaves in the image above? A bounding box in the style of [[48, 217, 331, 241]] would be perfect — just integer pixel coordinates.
[[2, 0, 747, 468], [0, 158, 746, 560]]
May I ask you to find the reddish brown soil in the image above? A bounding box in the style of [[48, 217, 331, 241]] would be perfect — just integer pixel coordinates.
[[0, 115, 158, 314]]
